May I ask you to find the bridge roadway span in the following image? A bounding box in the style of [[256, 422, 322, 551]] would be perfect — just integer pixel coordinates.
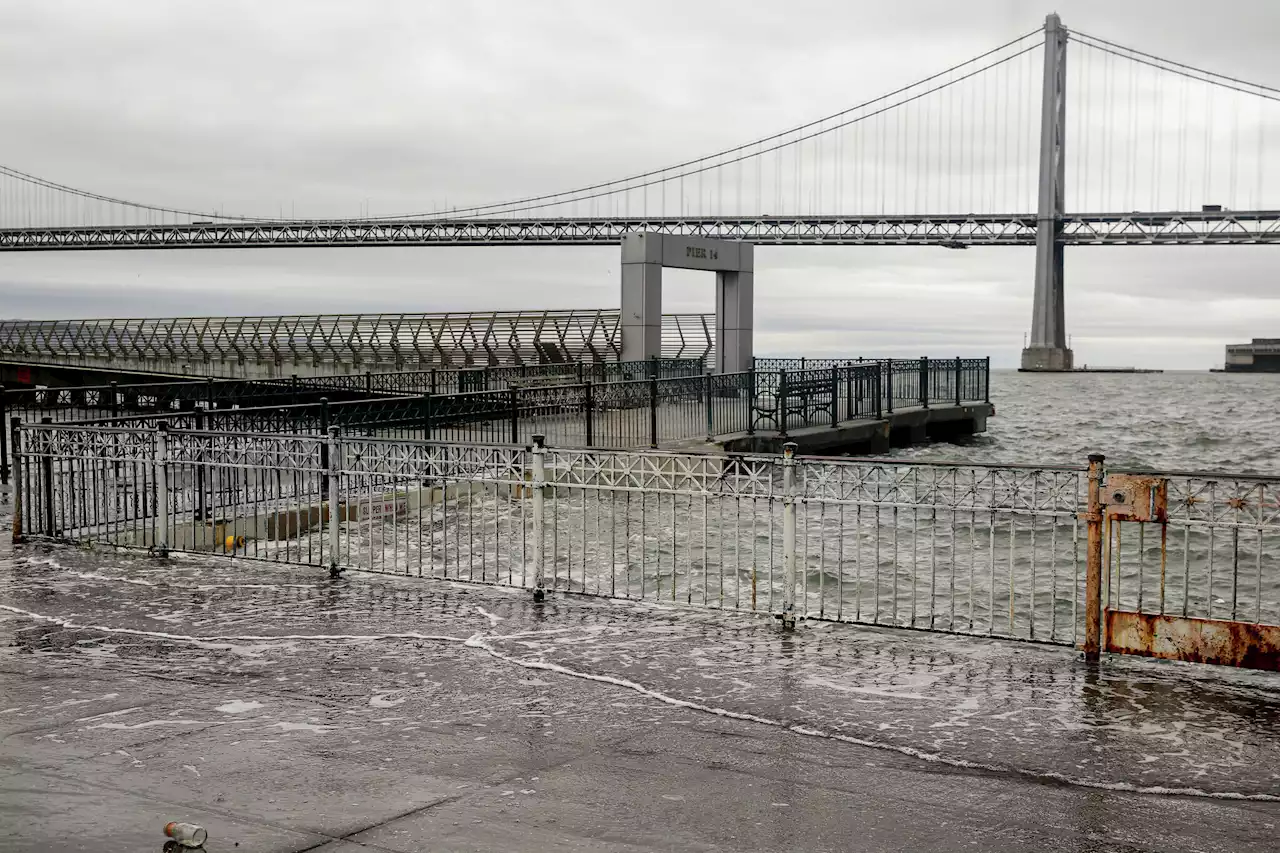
[[2, 210, 1279, 250]]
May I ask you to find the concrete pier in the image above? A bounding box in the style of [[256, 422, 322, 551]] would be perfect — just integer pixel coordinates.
[[676, 402, 994, 456]]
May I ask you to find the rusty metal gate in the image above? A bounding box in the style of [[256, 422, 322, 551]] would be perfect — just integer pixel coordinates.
[[1085, 459, 1280, 670]]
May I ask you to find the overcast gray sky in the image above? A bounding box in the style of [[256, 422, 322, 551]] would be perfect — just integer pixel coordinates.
[[1, 0, 1278, 368]]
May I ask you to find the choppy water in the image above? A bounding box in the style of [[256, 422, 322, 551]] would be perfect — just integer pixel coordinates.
[[907, 370, 1280, 474]]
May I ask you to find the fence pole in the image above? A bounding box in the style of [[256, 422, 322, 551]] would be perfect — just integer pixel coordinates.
[[984, 356, 991, 403], [290, 374, 299, 405], [704, 372, 713, 441], [155, 421, 170, 558], [510, 388, 520, 445], [780, 442, 799, 629], [874, 367, 883, 420], [365, 371, 373, 395], [1083, 453, 1106, 663], [109, 381, 119, 417], [319, 398, 330, 493], [328, 426, 342, 577], [778, 369, 789, 438], [422, 393, 433, 440], [0, 384, 8, 486], [650, 355, 659, 380], [830, 366, 839, 427], [885, 362, 894, 415], [430, 368, 438, 396], [194, 408, 207, 523], [919, 357, 929, 409], [10, 419, 22, 541], [583, 381, 594, 447], [648, 377, 659, 448], [955, 357, 963, 406], [39, 417, 54, 538], [531, 434, 547, 601], [747, 368, 756, 435]]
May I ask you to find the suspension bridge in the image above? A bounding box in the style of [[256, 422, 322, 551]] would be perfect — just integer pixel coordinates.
[[1, 15, 1277, 371]]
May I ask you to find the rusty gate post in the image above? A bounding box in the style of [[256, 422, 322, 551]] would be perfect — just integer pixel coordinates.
[[1083, 453, 1105, 663]]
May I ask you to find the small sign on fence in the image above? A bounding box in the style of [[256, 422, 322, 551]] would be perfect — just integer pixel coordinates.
[[365, 493, 409, 520]]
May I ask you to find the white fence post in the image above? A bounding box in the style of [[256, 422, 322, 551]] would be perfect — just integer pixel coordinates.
[[328, 426, 342, 577], [155, 421, 170, 558], [531, 434, 547, 601], [780, 441, 799, 628]]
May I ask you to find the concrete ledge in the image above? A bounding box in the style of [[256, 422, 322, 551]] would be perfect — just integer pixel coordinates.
[[717, 403, 993, 456]]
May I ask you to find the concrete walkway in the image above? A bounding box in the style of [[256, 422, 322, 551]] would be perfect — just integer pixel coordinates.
[[1, 527, 1278, 851]]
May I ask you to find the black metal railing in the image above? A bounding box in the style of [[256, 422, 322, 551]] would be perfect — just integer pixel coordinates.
[[0, 357, 989, 476], [0, 358, 706, 482]]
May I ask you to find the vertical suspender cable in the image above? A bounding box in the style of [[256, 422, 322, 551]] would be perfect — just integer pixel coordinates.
[[1204, 78, 1215, 205], [1229, 90, 1240, 206]]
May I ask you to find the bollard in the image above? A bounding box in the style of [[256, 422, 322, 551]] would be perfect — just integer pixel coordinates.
[[1083, 453, 1105, 663], [328, 426, 342, 577], [530, 434, 547, 601], [779, 442, 799, 629], [155, 421, 170, 558]]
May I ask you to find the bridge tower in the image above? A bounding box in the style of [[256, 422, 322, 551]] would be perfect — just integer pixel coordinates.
[[1020, 13, 1073, 372]]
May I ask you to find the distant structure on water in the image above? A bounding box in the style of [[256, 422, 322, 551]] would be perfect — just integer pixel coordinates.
[[1221, 338, 1280, 372]]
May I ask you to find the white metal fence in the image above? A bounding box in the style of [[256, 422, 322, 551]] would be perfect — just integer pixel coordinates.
[[10, 424, 1278, 660]]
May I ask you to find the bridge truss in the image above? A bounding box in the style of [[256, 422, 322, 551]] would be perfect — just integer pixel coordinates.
[[1, 210, 1277, 251]]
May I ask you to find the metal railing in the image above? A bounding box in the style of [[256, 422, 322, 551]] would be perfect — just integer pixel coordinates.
[[60, 373, 757, 450], [13, 425, 1277, 665], [0, 358, 705, 483], [753, 358, 989, 432], [9, 425, 1086, 645], [44, 358, 988, 453], [1104, 472, 1280, 625], [0, 310, 715, 371]]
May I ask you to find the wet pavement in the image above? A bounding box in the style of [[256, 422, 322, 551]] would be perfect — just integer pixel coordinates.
[[2, 493, 1279, 851]]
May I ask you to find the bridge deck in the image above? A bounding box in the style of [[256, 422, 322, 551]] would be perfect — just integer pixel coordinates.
[[2, 210, 1278, 250]]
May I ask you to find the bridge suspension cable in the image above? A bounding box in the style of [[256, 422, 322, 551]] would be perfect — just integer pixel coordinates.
[[0, 29, 1046, 228], [1066, 30, 1278, 214], [3, 23, 1278, 234]]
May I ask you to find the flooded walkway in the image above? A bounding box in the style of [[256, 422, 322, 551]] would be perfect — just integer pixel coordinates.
[[2, 521, 1278, 851]]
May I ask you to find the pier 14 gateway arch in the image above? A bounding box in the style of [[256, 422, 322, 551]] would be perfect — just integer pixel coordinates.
[[619, 232, 753, 374]]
